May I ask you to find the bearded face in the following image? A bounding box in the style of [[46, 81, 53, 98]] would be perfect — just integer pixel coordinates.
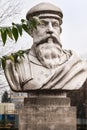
[[32, 18, 63, 69]]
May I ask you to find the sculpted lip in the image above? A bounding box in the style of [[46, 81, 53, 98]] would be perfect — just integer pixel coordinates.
[[48, 38, 53, 43]]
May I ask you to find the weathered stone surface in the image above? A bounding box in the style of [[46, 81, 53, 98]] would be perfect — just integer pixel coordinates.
[[24, 96, 70, 106], [19, 96, 77, 130]]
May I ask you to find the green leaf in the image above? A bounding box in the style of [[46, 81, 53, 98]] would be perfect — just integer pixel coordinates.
[[17, 50, 25, 58], [12, 26, 18, 41], [33, 16, 41, 24], [10, 50, 25, 63], [21, 19, 26, 23], [15, 24, 22, 36], [31, 20, 37, 28], [1, 28, 7, 45], [6, 27, 13, 39], [22, 24, 28, 32], [8, 55, 14, 62], [12, 22, 15, 26], [18, 50, 25, 54], [29, 17, 41, 29], [1, 57, 6, 69], [26, 17, 41, 34], [11, 53, 19, 63]]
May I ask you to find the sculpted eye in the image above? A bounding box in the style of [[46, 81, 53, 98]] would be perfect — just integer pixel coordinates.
[[41, 22, 46, 26], [53, 22, 59, 27], [38, 22, 45, 28], [39, 20, 48, 27]]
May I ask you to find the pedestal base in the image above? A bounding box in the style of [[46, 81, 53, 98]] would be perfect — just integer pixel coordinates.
[[19, 96, 77, 130]]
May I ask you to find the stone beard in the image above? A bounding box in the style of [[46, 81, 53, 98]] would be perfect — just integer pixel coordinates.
[[33, 37, 62, 69]]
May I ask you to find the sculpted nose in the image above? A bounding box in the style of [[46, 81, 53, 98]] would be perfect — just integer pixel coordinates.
[[47, 30, 53, 35], [46, 23, 53, 34]]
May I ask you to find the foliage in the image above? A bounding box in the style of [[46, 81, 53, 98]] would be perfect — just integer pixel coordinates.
[[0, 17, 41, 45], [0, 50, 25, 69], [0, 17, 41, 69], [1, 91, 11, 103]]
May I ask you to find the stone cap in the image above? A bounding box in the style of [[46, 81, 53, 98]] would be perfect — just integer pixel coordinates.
[[26, 2, 63, 25]]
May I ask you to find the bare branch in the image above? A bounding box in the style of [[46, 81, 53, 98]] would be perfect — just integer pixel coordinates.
[[0, 0, 21, 24]]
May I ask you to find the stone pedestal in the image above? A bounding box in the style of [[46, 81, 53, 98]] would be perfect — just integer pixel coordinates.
[[19, 95, 77, 130]]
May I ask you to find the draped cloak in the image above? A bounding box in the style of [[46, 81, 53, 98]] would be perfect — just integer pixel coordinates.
[[4, 49, 87, 92]]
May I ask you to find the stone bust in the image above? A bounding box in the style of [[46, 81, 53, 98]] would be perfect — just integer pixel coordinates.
[[4, 2, 87, 92]]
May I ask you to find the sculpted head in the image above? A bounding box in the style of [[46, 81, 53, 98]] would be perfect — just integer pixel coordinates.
[[26, 3, 63, 68]]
